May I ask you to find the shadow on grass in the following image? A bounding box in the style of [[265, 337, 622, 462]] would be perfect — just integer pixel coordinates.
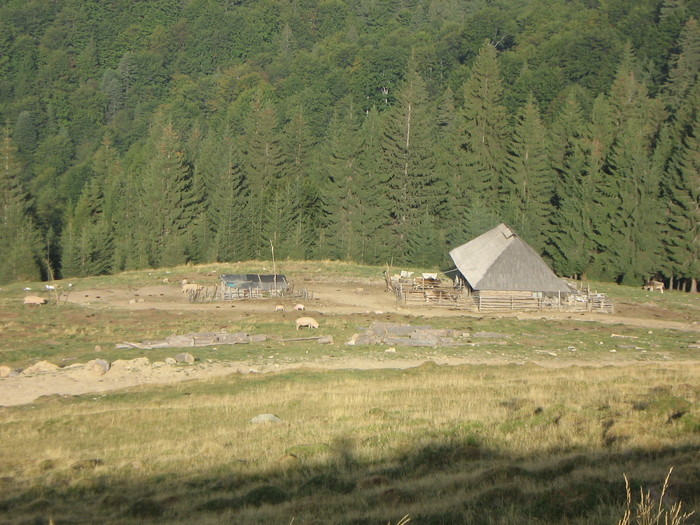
[[2, 433, 699, 525]]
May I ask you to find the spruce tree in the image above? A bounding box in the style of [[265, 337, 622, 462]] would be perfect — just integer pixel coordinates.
[[139, 121, 194, 268], [501, 94, 553, 253], [460, 41, 509, 229], [381, 63, 440, 264], [595, 48, 666, 284], [319, 100, 362, 260], [278, 107, 317, 260], [665, 84, 700, 292], [60, 179, 113, 277], [355, 107, 390, 265], [241, 91, 284, 260], [547, 90, 594, 278], [0, 130, 42, 283]]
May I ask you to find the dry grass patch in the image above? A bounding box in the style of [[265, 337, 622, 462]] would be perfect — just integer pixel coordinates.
[[1, 362, 699, 524]]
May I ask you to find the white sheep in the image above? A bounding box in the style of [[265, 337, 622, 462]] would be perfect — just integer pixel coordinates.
[[295, 317, 319, 330], [293, 303, 305, 311], [181, 283, 204, 294], [24, 295, 47, 306], [275, 305, 285, 312]]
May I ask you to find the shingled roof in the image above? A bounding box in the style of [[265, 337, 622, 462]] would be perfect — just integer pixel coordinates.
[[449, 224, 570, 293]]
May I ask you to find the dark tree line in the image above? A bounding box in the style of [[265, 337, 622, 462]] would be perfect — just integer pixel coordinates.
[[0, 0, 699, 291]]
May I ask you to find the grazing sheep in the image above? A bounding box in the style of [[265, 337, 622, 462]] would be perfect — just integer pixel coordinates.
[[24, 295, 47, 306], [295, 316, 319, 330], [275, 304, 285, 312], [293, 303, 305, 311], [181, 283, 204, 294], [181, 279, 189, 285]]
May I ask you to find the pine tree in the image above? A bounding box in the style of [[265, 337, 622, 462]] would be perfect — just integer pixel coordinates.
[[501, 94, 553, 253], [381, 63, 440, 264], [547, 90, 594, 278], [663, 17, 700, 114], [198, 132, 249, 262], [434, 86, 469, 257], [0, 130, 42, 284], [241, 91, 284, 260], [460, 41, 509, 229], [60, 179, 113, 277], [354, 107, 389, 265], [319, 100, 362, 260], [593, 47, 667, 284], [665, 84, 700, 292], [278, 107, 317, 260], [139, 121, 194, 268]]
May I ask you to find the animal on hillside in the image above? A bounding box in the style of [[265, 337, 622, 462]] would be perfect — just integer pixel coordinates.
[[24, 295, 47, 306], [181, 279, 189, 285], [293, 303, 305, 311], [295, 316, 319, 330], [181, 283, 204, 294], [643, 280, 664, 293], [275, 304, 285, 312]]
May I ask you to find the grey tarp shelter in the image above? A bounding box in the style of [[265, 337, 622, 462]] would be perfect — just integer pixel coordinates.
[[219, 274, 289, 299]]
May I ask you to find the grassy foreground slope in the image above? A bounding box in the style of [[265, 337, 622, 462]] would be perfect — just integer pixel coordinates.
[[0, 262, 699, 524]]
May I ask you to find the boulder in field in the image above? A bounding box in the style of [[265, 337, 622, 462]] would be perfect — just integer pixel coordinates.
[[86, 359, 110, 376], [175, 352, 195, 364]]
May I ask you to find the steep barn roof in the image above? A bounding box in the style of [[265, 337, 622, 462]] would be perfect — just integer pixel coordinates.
[[449, 224, 570, 293]]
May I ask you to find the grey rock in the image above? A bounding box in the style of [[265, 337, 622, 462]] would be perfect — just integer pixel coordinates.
[[86, 359, 110, 376], [175, 352, 195, 364], [250, 413, 282, 424]]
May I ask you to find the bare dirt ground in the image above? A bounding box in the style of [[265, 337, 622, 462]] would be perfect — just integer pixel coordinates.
[[2, 278, 698, 407]]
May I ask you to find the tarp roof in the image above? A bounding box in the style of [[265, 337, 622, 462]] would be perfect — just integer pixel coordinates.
[[449, 224, 570, 293], [220, 274, 288, 290]]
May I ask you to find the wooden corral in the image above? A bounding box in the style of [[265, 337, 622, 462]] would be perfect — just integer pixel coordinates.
[[395, 276, 613, 313], [395, 276, 476, 309], [185, 274, 312, 303]]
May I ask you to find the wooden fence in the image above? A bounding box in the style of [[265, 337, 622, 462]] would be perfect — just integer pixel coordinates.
[[395, 279, 613, 313]]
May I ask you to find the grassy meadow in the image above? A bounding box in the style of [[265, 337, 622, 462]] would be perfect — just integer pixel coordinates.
[[0, 262, 699, 524]]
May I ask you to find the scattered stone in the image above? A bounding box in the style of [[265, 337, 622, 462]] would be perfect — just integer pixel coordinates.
[[94, 345, 103, 352], [248, 334, 268, 343], [346, 322, 463, 347], [86, 359, 110, 376], [175, 352, 195, 364], [250, 413, 282, 424], [385, 347, 396, 353], [0, 366, 12, 378], [110, 357, 150, 371], [472, 331, 510, 339], [22, 361, 59, 375], [164, 357, 177, 365], [317, 336, 334, 344], [688, 343, 700, 349]]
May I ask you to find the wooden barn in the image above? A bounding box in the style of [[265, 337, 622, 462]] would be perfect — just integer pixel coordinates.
[[449, 223, 574, 311]]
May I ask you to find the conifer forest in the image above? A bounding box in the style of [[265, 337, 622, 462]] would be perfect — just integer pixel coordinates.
[[0, 0, 699, 291]]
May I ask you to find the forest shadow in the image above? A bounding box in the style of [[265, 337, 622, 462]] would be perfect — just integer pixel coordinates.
[[2, 434, 699, 525]]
